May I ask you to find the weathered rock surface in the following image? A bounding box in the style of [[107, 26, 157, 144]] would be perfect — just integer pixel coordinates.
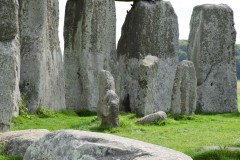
[[18, 0, 65, 113], [98, 70, 119, 127], [188, 4, 238, 113], [135, 55, 159, 116], [0, 0, 20, 132], [64, 0, 116, 112], [24, 130, 192, 160], [117, 0, 179, 113], [0, 129, 49, 157], [171, 60, 197, 115], [135, 111, 167, 124]]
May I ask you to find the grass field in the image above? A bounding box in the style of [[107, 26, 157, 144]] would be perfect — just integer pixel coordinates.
[[1, 82, 240, 160]]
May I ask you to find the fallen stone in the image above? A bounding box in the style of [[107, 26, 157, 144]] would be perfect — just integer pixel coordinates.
[[135, 111, 167, 124], [0, 129, 50, 157], [171, 60, 197, 115], [0, 0, 20, 132], [19, 0, 65, 113], [24, 130, 192, 160], [64, 0, 117, 112], [98, 70, 119, 127], [188, 4, 238, 113], [117, 0, 179, 113]]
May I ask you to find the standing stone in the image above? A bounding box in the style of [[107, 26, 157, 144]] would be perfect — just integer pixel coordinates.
[[188, 4, 238, 113], [171, 60, 197, 115], [0, 0, 20, 132], [64, 0, 116, 112], [98, 70, 119, 127], [18, 0, 65, 113], [117, 0, 179, 113], [135, 55, 159, 116]]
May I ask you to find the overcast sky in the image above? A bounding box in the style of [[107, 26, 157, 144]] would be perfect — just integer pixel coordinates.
[[59, 0, 240, 52]]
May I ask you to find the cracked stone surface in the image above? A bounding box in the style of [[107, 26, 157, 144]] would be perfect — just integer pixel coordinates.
[[0, 0, 20, 132], [64, 0, 116, 112], [117, 0, 179, 113], [18, 0, 65, 113], [24, 130, 192, 160], [188, 4, 238, 113]]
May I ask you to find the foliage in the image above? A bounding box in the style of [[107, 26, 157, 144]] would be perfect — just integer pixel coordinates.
[[36, 107, 57, 118]]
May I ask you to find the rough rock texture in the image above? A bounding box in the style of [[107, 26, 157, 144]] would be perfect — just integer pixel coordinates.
[[171, 60, 197, 115], [188, 4, 238, 113], [0, 129, 49, 157], [117, 0, 179, 113], [98, 70, 119, 127], [0, 0, 20, 132], [135, 111, 167, 124], [64, 0, 116, 112], [135, 55, 159, 116], [24, 130, 192, 160], [18, 0, 65, 113]]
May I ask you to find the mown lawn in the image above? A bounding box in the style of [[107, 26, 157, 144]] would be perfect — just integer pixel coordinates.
[[1, 82, 240, 160]]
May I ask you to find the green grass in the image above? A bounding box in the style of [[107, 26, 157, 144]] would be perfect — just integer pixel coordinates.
[[1, 82, 240, 160]]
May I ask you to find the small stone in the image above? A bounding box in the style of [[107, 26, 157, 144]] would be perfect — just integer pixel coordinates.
[[98, 70, 119, 127], [135, 111, 167, 124]]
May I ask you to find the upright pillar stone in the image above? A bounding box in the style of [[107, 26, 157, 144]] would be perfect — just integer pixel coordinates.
[[171, 60, 197, 115], [98, 70, 119, 127], [64, 0, 116, 112], [0, 0, 20, 132], [188, 4, 238, 113], [117, 0, 179, 113], [19, 0, 65, 113]]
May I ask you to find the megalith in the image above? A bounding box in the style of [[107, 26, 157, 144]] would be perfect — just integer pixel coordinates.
[[188, 4, 238, 113], [64, 0, 116, 112], [117, 0, 179, 113], [0, 0, 20, 132], [171, 60, 197, 115], [135, 55, 159, 116], [98, 70, 119, 127], [18, 0, 65, 113]]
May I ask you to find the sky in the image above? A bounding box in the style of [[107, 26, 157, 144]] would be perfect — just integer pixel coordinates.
[[59, 0, 240, 52]]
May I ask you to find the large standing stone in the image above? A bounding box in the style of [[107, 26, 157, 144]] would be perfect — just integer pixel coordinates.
[[0, 0, 20, 132], [64, 0, 116, 112], [98, 70, 119, 127], [117, 0, 179, 113], [171, 60, 197, 115], [18, 0, 65, 113], [24, 130, 193, 160], [188, 4, 238, 113]]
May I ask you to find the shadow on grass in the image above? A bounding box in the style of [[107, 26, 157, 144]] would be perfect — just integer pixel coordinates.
[[76, 110, 97, 117], [193, 150, 240, 160]]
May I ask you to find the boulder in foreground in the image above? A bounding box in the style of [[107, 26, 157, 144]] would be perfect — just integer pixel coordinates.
[[24, 130, 192, 160]]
